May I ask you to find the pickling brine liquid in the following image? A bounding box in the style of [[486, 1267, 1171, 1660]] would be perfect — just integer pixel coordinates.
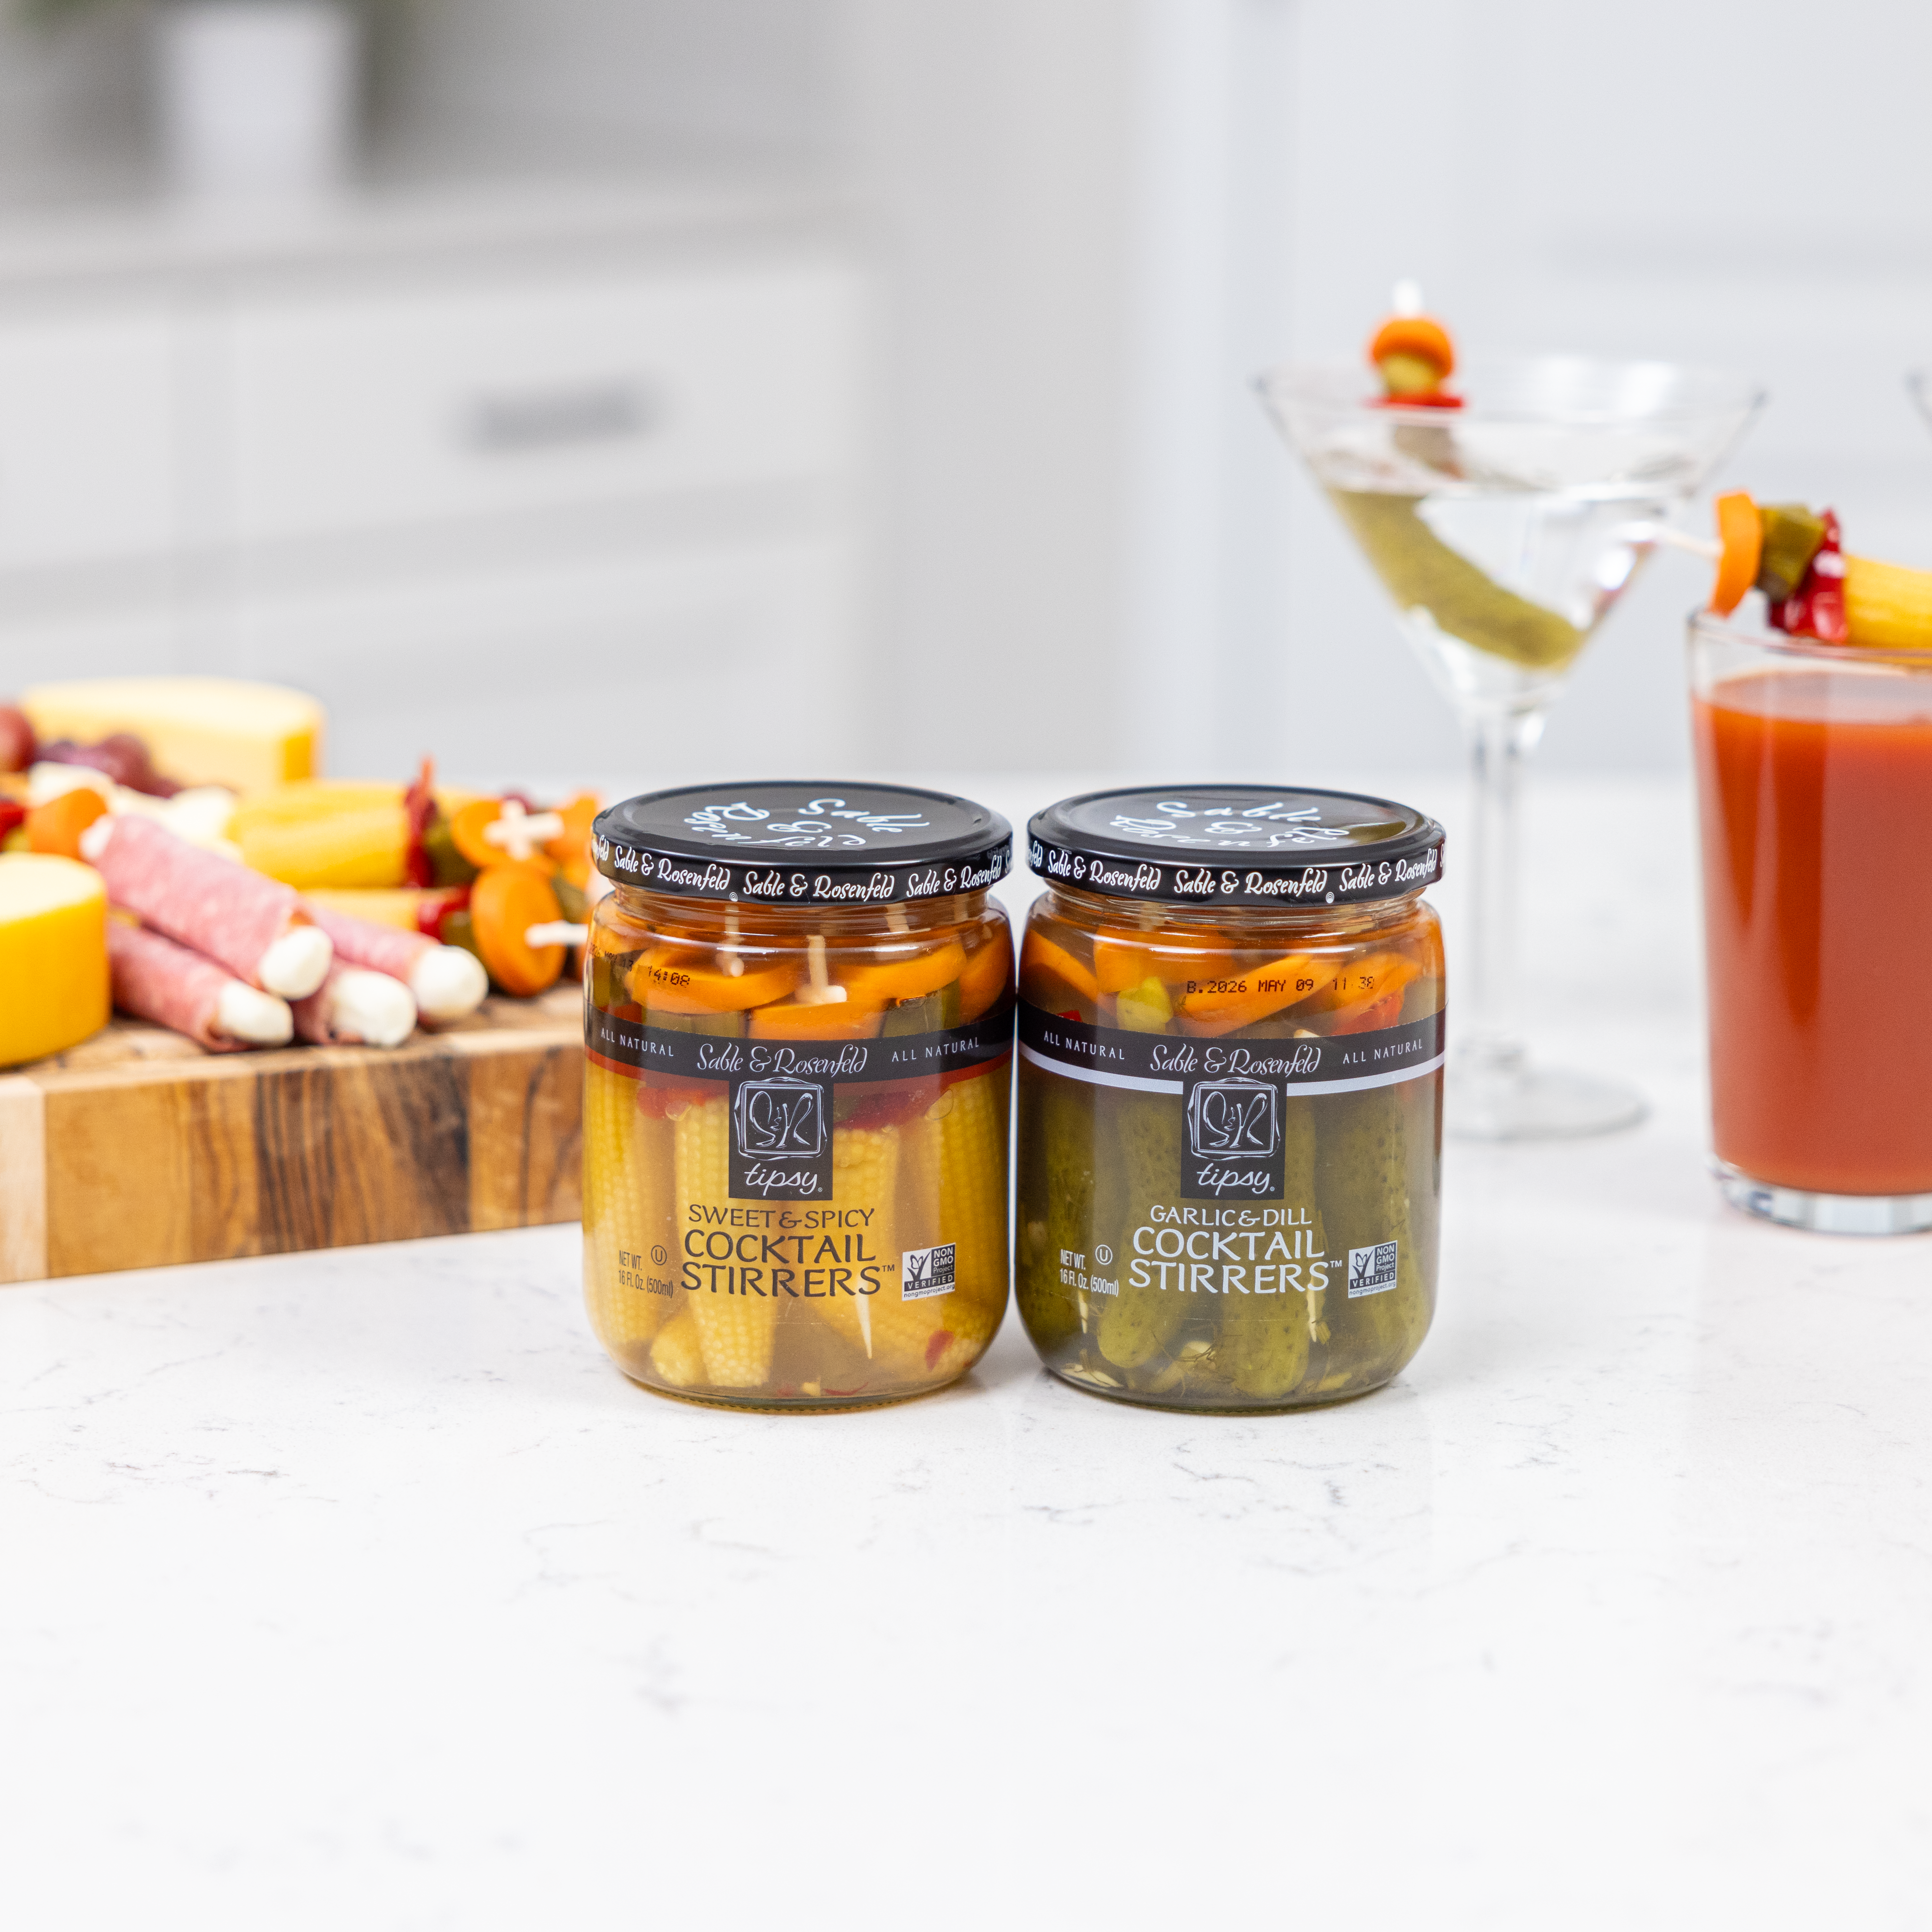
[[1694, 670, 1932, 1195], [1014, 894, 1444, 1410], [579, 788, 1017, 1412]]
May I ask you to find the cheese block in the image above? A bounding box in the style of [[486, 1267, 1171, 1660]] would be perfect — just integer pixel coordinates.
[[21, 678, 324, 794], [0, 854, 109, 1065]]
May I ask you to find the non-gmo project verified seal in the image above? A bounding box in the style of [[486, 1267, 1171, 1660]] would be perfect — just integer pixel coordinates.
[[900, 1242, 956, 1302], [1347, 1241, 1399, 1298]]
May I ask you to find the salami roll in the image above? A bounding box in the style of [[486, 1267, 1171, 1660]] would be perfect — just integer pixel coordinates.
[[304, 901, 488, 1023], [107, 924, 293, 1051], [85, 814, 331, 999], [291, 964, 417, 1049]]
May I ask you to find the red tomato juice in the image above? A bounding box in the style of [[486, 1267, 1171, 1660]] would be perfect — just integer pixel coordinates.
[[1693, 669, 1932, 1195]]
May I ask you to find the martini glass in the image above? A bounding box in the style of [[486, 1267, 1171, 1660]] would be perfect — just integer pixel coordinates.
[[1260, 355, 1762, 1139]]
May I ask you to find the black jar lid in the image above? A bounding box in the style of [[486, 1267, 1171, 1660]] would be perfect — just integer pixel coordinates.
[[594, 782, 1012, 906], [1027, 784, 1444, 908]]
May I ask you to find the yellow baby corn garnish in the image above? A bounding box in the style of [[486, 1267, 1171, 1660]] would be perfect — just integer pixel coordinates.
[[938, 1067, 1009, 1312], [676, 1095, 779, 1388], [649, 1307, 707, 1389], [581, 1060, 677, 1368]]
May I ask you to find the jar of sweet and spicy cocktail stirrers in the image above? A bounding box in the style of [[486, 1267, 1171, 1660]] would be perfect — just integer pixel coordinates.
[[1015, 785, 1445, 1411], [582, 783, 1015, 1410]]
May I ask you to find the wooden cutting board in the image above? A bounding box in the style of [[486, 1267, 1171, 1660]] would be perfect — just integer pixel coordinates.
[[0, 985, 582, 1284]]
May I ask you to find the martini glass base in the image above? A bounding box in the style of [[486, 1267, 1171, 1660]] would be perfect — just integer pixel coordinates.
[[1447, 1042, 1646, 1142]]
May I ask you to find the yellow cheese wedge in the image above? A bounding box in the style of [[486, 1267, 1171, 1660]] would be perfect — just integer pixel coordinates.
[[0, 854, 109, 1066], [21, 677, 325, 794]]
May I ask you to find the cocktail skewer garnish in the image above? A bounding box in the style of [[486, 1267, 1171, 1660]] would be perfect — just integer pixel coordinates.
[[481, 797, 565, 861], [1664, 492, 1932, 648], [1370, 281, 1462, 409]]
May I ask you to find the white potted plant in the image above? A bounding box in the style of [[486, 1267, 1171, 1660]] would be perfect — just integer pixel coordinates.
[[21, 0, 375, 198]]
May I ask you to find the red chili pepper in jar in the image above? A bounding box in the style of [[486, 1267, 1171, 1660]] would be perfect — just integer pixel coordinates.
[[838, 1081, 933, 1131]]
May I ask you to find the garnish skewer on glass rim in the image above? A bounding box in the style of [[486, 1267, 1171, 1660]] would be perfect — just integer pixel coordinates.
[[1258, 288, 1763, 1141], [1647, 493, 1932, 651]]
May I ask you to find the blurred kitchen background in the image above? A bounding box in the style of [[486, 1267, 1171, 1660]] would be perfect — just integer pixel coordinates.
[[0, 0, 1929, 784]]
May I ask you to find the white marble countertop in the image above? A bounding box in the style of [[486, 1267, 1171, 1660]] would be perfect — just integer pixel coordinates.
[[4, 773, 1927, 1929]]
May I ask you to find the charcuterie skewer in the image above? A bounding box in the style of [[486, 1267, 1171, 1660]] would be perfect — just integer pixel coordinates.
[[85, 814, 332, 999], [107, 923, 293, 1051], [291, 965, 417, 1049], [303, 900, 487, 1024]]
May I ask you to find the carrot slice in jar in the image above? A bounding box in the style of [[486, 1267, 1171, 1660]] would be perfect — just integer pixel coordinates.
[[630, 948, 802, 1014], [955, 933, 1012, 1022], [1021, 932, 1100, 1006], [1094, 924, 1236, 991], [748, 1000, 884, 1040], [836, 939, 966, 1007], [1330, 987, 1407, 1034], [1300, 952, 1420, 1021], [1091, 931, 1153, 993], [1174, 952, 1323, 1035]]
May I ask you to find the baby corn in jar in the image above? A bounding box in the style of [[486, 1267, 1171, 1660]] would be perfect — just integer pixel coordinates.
[[583, 784, 1014, 1410], [1016, 786, 1445, 1412]]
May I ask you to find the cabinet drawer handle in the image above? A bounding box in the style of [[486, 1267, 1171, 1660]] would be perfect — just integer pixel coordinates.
[[465, 380, 656, 453]]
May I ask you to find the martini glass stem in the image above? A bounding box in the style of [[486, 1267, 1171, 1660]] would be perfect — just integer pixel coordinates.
[[1462, 703, 1546, 1072]]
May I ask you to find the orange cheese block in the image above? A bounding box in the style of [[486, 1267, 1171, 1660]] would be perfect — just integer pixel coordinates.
[[0, 854, 109, 1065]]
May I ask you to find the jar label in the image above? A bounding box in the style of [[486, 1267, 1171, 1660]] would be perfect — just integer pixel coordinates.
[[1019, 998, 1444, 1202], [584, 996, 1014, 1202]]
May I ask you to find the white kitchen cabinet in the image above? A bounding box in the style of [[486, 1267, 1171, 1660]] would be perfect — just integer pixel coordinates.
[[220, 254, 867, 545], [0, 178, 875, 773], [213, 526, 861, 779], [0, 304, 181, 572]]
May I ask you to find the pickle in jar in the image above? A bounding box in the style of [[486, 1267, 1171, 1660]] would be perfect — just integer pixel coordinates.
[[1014, 785, 1445, 1413]]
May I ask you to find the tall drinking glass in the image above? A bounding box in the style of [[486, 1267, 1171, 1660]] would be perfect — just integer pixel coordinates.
[[1261, 358, 1762, 1138], [1689, 611, 1932, 1234]]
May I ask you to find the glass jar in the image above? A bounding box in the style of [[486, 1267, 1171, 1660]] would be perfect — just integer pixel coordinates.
[[1015, 785, 1446, 1411], [582, 783, 1015, 1409], [1690, 611, 1932, 1233]]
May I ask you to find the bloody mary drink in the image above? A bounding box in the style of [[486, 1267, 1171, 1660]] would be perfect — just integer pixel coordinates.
[[1690, 614, 1932, 1231]]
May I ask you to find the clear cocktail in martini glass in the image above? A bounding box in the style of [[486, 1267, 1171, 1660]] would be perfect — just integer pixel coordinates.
[[1261, 353, 1762, 1138]]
